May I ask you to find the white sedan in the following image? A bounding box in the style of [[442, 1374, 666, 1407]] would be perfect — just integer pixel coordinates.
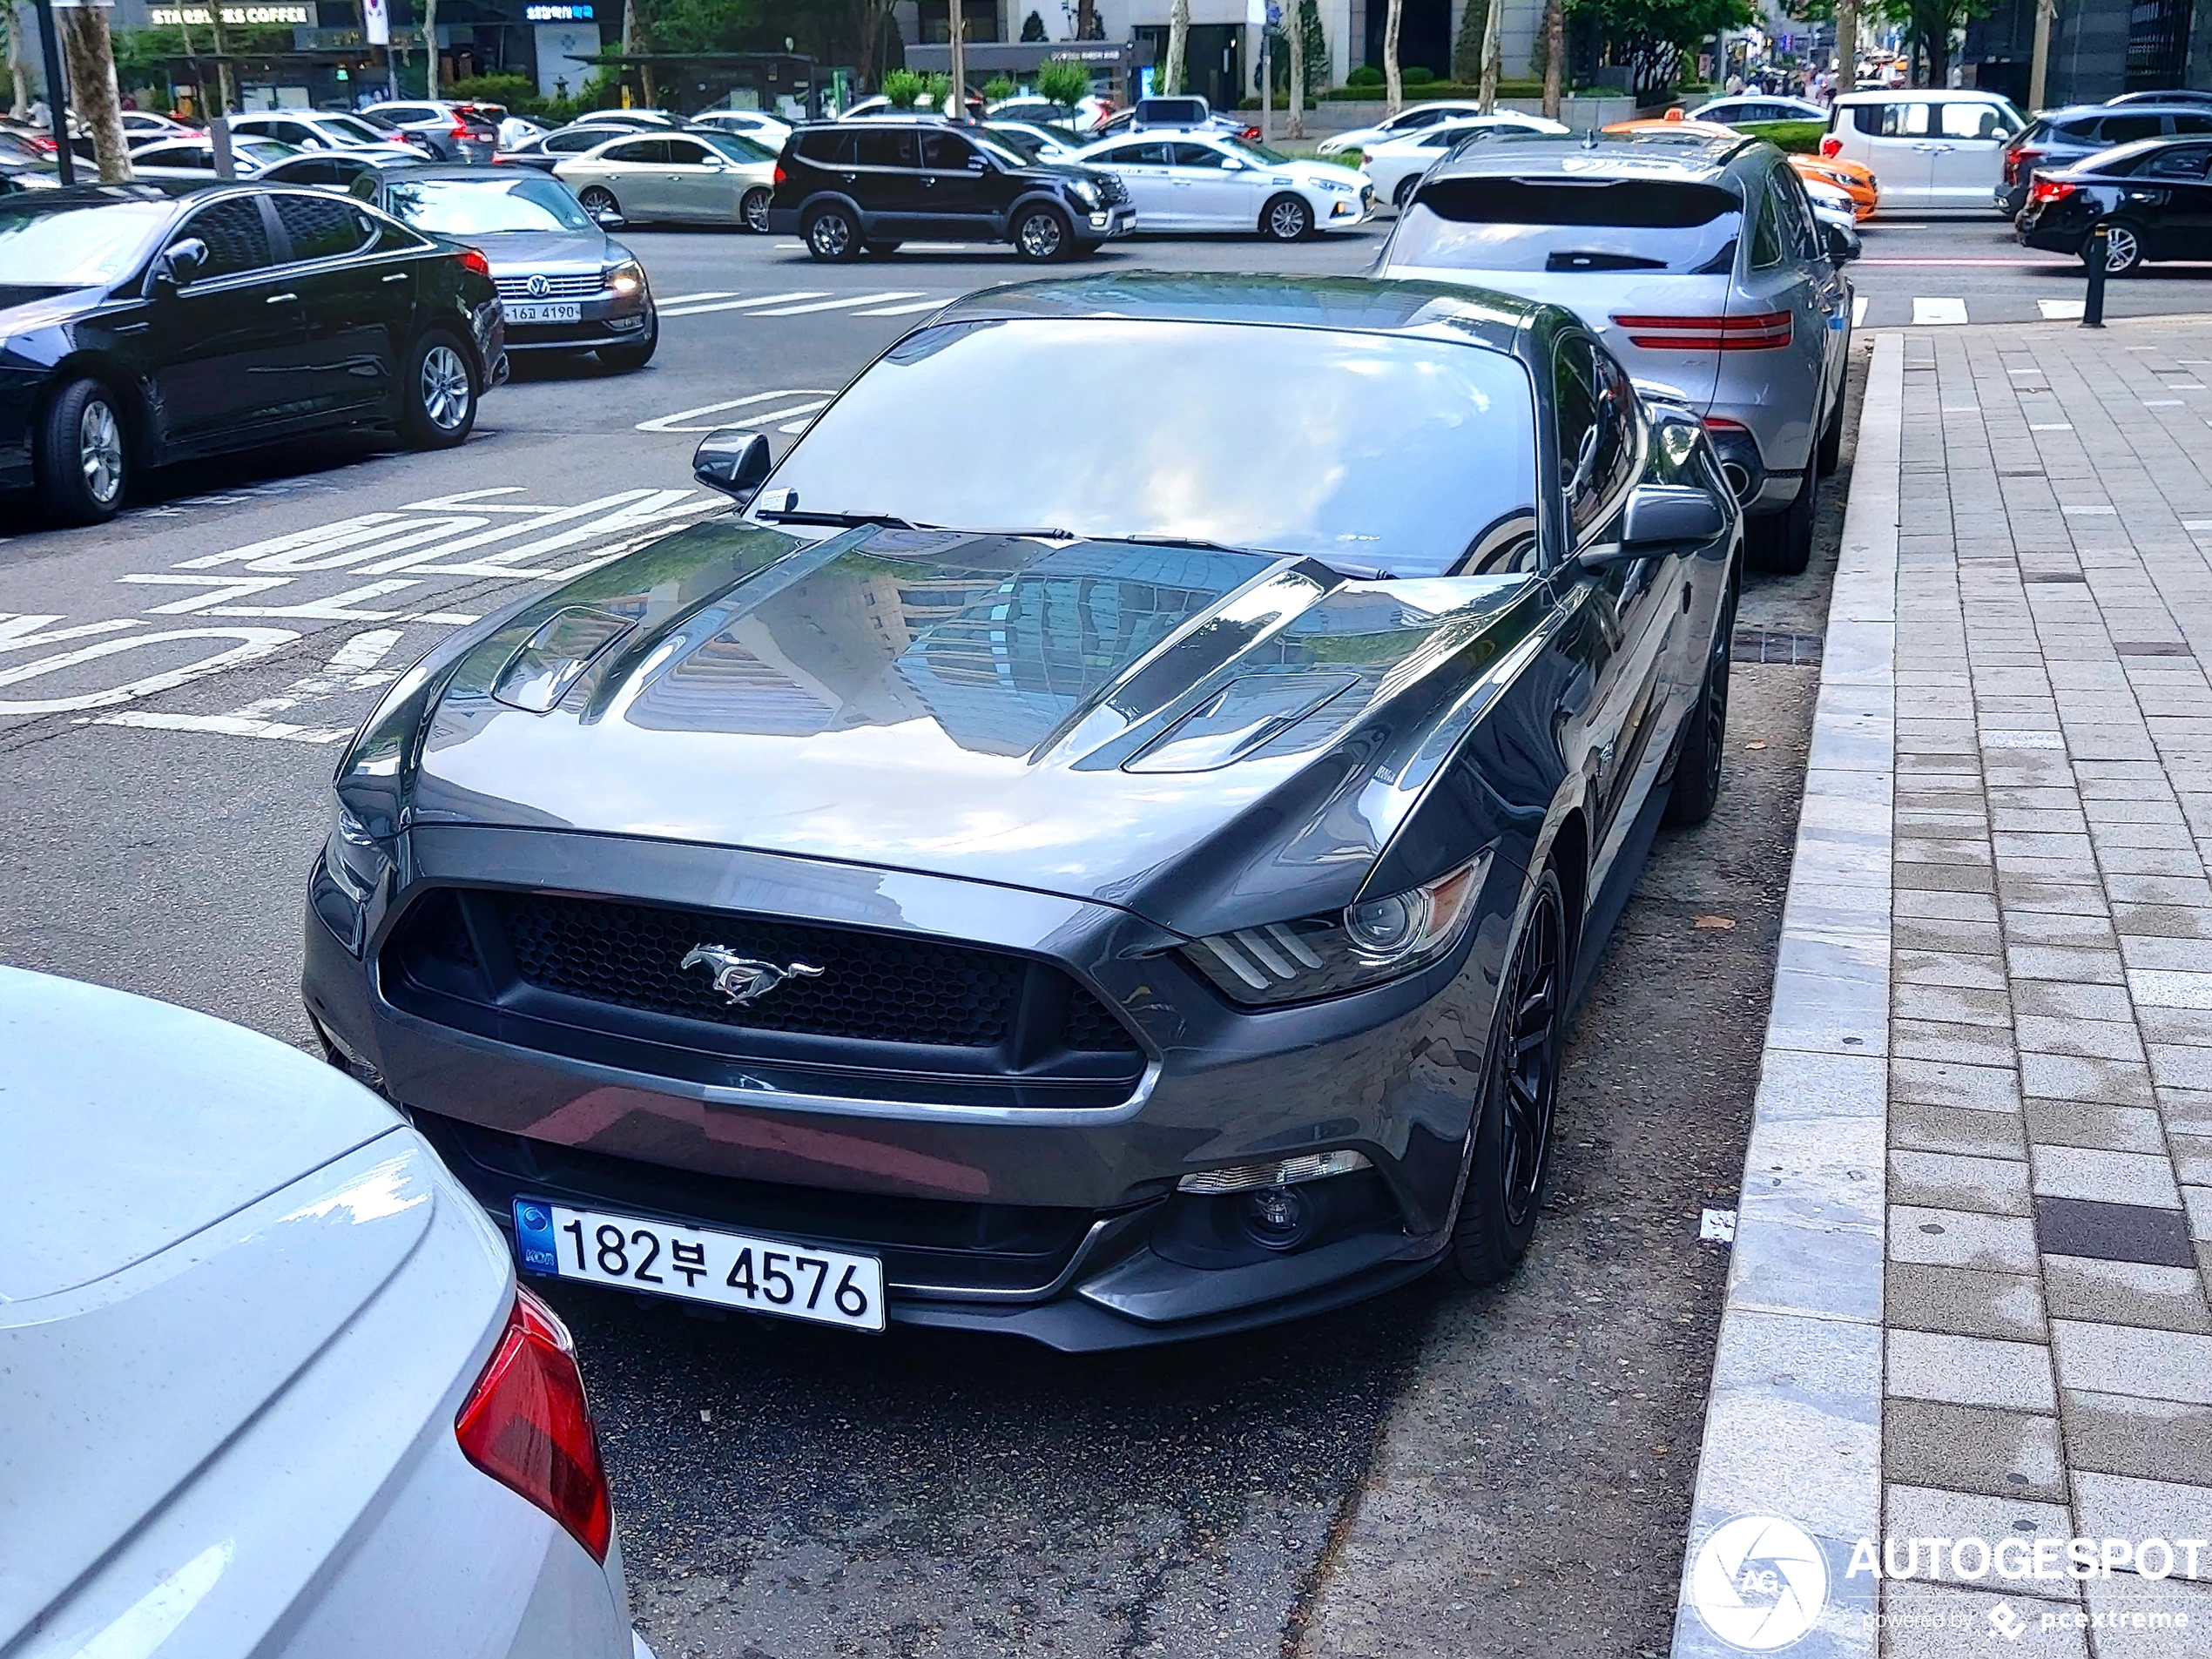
[[0, 966, 647, 1659], [690, 108, 794, 149], [1316, 98, 1492, 158], [1360, 113, 1570, 210], [1074, 132, 1372, 239]]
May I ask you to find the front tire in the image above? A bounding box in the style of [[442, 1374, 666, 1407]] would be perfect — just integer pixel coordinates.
[[1012, 204, 1070, 260], [804, 204, 861, 260], [1451, 865, 1569, 1285], [2090, 219, 2144, 275], [1262, 192, 1312, 241], [739, 186, 772, 233], [1745, 462, 1813, 575], [1664, 578, 1736, 826], [1393, 174, 1419, 212], [576, 185, 619, 220], [597, 314, 658, 373], [398, 332, 477, 448], [35, 375, 130, 526]]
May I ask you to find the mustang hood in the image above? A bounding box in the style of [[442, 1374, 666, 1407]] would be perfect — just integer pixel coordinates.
[[371, 520, 1541, 929]]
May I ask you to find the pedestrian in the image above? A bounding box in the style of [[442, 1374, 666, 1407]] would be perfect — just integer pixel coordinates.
[[1725, 71, 1743, 95]]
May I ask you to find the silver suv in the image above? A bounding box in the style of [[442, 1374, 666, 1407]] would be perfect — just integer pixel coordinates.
[[1374, 130, 1854, 573]]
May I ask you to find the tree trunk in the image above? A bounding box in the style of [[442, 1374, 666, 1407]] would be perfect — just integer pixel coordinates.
[[6, 3, 33, 121], [1381, 0, 1401, 112], [1076, 0, 1096, 40], [1833, 0, 1856, 94], [2027, 0, 2052, 110], [1925, 21, 1949, 88], [425, 0, 438, 98], [1286, 0, 1304, 137], [1541, 0, 1562, 118], [1163, 0, 1188, 94], [206, 0, 234, 114], [57, 3, 130, 183], [1476, 0, 1501, 111]]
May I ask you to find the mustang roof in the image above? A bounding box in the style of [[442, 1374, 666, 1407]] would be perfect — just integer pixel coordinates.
[[932, 271, 1542, 354]]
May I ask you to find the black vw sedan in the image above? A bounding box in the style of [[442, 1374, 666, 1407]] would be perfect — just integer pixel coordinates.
[[0, 184, 504, 524], [302, 275, 1741, 1350]]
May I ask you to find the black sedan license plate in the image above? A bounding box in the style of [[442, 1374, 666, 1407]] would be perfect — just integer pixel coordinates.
[[504, 300, 582, 323], [513, 1199, 886, 1332]]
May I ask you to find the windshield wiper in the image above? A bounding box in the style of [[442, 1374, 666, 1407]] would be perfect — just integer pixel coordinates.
[[754, 509, 917, 529], [1087, 532, 1259, 555]]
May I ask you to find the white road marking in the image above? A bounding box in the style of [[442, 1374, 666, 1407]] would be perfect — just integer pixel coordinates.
[[201, 579, 424, 621], [2063, 505, 2116, 515], [1912, 296, 1968, 326], [854, 298, 950, 317], [636, 390, 837, 435], [0, 613, 142, 654], [750, 292, 927, 317], [2144, 400, 2182, 407], [653, 290, 740, 306], [0, 628, 299, 715], [1851, 294, 1867, 327], [2029, 423, 2073, 431], [96, 628, 408, 742], [657, 291, 829, 317], [2037, 298, 2085, 320], [118, 575, 294, 614]]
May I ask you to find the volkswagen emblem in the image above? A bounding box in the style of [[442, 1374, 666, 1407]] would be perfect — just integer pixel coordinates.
[[680, 946, 824, 1006], [525, 273, 550, 298]]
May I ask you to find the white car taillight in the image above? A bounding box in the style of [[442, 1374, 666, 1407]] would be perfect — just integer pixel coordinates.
[[455, 1287, 612, 1561]]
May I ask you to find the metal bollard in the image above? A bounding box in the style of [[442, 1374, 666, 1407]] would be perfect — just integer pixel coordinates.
[[2082, 222, 2107, 329]]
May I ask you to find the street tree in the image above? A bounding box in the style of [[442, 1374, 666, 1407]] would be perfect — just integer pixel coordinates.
[[1285, 0, 1305, 136], [1541, 0, 1563, 115], [1452, 0, 1485, 81], [1163, 0, 1188, 93], [1477, 0, 1501, 108], [57, 3, 132, 182], [1381, 0, 1402, 111], [425, 0, 438, 95], [1570, 0, 1750, 102], [5, 2, 31, 118]]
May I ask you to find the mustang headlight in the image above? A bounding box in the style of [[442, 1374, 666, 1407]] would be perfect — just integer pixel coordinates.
[[323, 799, 394, 904], [1182, 853, 1490, 1007], [604, 260, 644, 295]]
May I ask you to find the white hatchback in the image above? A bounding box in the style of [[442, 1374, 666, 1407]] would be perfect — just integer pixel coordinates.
[[1360, 113, 1570, 211], [1074, 131, 1372, 238], [0, 966, 647, 1659], [1824, 89, 2026, 214]]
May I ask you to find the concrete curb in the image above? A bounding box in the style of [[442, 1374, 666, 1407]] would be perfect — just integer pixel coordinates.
[[1669, 333, 1904, 1659]]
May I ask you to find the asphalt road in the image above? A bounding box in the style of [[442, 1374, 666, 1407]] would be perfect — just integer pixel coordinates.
[[0, 208, 2178, 1656]]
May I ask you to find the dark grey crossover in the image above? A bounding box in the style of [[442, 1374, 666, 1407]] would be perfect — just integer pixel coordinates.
[[302, 274, 1742, 1351]]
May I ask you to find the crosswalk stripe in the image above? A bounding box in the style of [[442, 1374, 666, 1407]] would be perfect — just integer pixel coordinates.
[[1913, 297, 1968, 326], [656, 290, 740, 307], [2037, 298, 2086, 320], [750, 291, 928, 317], [659, 291, 831, 317], [855, 298, 952, 317], [1852, 295, 1867, 327]]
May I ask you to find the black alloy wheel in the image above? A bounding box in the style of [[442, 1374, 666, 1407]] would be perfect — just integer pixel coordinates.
[[739, 186, 772, 233], [2090, 219, 2144, 275], [36, 374, 130, 526], [1262, 192, 1312, 241], [1664, 578, 1736, 826], [804, 205, 860, 261], [1393, 174, 1419, 212], [1451, 865, 1569, 1284], [1012, 205, 1069, 260], [577, 185, 619, 220]]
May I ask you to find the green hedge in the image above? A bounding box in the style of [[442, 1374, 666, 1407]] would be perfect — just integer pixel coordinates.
[[1734, 118, 1825, 154]]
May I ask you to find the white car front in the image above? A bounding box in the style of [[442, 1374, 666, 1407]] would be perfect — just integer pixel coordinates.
[[1076, 132, 1372, 238], [1314, 99, 1491, 158], [1360, 114, 1571, 210], [0, 967, 646, 1659]]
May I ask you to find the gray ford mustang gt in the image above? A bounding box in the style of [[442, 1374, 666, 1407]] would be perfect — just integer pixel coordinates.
[[302, 273, 1743, 1351]]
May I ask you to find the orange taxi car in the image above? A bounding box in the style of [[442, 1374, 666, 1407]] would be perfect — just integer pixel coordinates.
[[1602, 111, 1878, 221]]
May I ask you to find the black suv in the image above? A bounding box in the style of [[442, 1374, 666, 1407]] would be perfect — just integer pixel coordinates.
[[768, 119, 1134, 260]]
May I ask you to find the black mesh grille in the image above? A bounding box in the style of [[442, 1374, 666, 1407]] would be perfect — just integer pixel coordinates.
[[483, 891, 1132, 1053]]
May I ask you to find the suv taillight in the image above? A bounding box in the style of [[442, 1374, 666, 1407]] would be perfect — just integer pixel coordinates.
[[2005, 146, 2041, 184], [455, 1288, 612, 1561], [1613, 312, 1792, 351], [1819, 134, 1842, 158], [773, 161, 786, 186]]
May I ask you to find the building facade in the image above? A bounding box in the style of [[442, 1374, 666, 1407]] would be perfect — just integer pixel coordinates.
[[1965, 0, 2211, 107]]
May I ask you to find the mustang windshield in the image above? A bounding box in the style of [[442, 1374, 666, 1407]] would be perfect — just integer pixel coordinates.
[[757, 317, 1539, 578]]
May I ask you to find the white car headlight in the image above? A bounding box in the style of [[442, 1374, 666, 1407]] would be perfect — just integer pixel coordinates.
[[1315, 179, 1353, 192], [603, 260, 644, 295]]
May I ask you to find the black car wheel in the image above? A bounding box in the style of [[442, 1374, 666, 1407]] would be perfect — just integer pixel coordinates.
[[1664, 579, 1735, 826], [739, 187, 772, 233], [1393, 174, 1419, 212], [35, 375, 130, 526], [805, 205, 860, 260], [1012, 205, 1070, 260], [1746, 462, 1814, 575], [577, 185, 620, 221], [2091, 219, 2144, 275], [398, 332, 478, 448], [1451, 864, 1569, 1284], [1262, 192, 1312, 241], [597, 313, 658, 374]]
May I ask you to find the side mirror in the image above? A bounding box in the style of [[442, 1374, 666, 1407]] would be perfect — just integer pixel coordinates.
[[692, 428, 773, 502], [594, 206, 626, 228], [153, 236, 208, 291], [1221, 156, 1246, 171], [1582, 483, 1728, 568], [1825, 219, 1861, 264], [967, 155, 989, 172]]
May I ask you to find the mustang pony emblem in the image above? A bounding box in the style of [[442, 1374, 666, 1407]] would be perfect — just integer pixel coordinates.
[[679, 946, 824, 1005]]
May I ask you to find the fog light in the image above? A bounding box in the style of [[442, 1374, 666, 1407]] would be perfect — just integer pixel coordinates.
[[1238, 1184, 1317, 1251], [1178, 1149, 1372, 1193]]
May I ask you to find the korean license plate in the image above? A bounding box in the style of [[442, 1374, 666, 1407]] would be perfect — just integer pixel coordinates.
[[512, 1200, 886, 1332], [504, 301, 582, 323]]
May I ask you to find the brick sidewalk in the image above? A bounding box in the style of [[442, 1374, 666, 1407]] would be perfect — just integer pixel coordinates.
[[1676, 319, 2212, 1659], [1878, 320, 2212, 1656]]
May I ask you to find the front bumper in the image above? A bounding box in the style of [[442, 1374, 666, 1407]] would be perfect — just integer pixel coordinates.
[[1080, 203, 1136, 240], [1317, 188, 1374, 232], [302, 827, 1509, 1350]]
